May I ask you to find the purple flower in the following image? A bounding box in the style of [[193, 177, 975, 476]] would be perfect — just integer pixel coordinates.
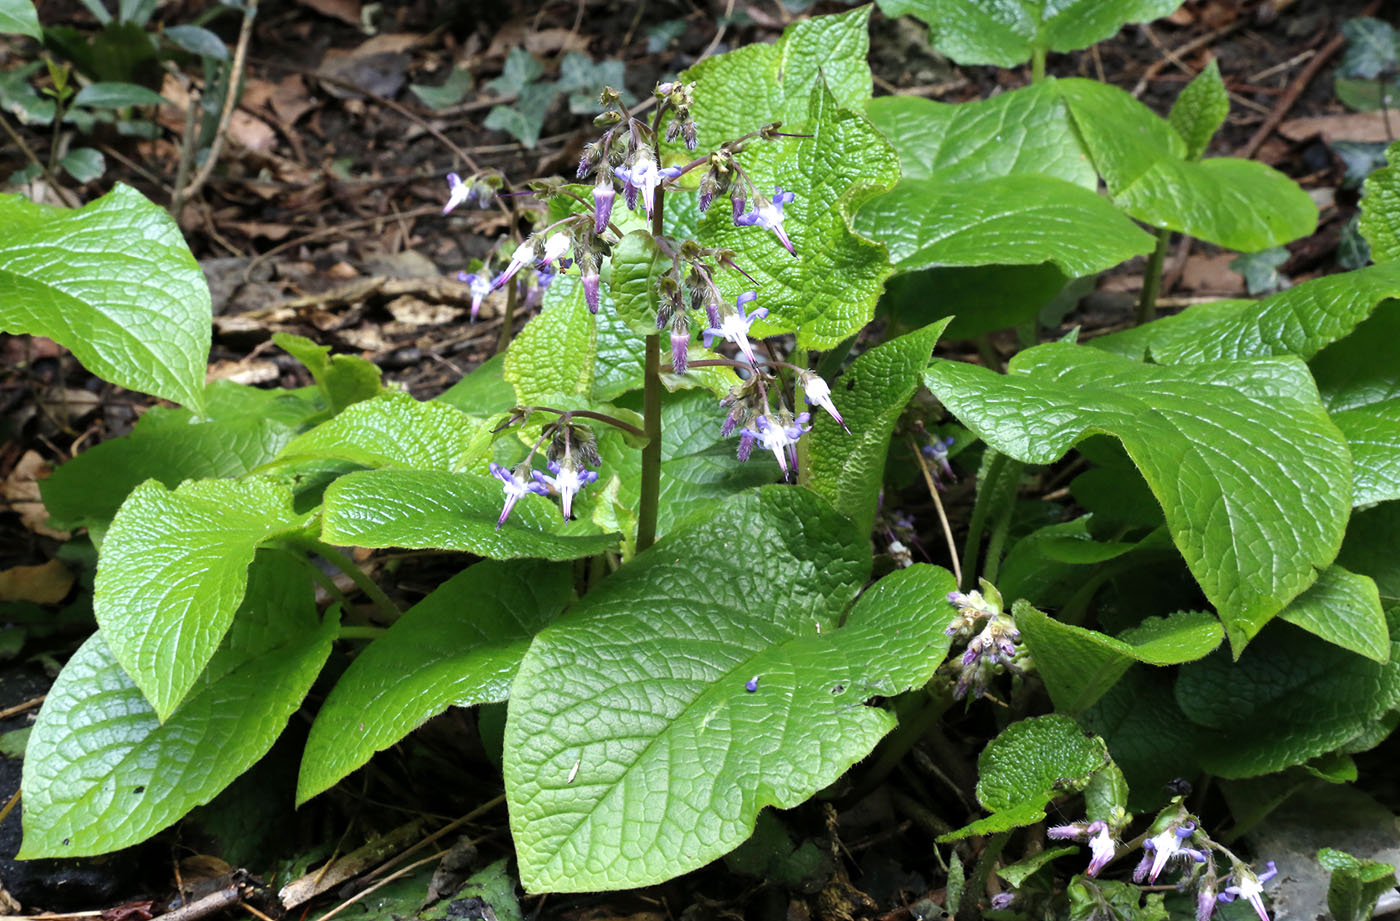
[[593, 176, 615, 234], [735, 186, 796, 255], [703, 291, 767, 365], [493, 231, 571, 292], [739, 412, 811, 477], [456, 271, 493, 322], [989, 893, 1014, 910], [1217, 861, 1277, 921], [744, 676, 759, 692], [443, 172, 472, 214], [923, 435, 956, 484], [799, 370, 848, 433], [582, 270, 601, 314], [490, 462, 548, 529], [614, 150, 682, 222], [671, 330, 690, 374], [1141, 821, 1200, 883], [736, 433, 755, 462], [1086, 821, 1116, 876], [532, 459, 598, 521]]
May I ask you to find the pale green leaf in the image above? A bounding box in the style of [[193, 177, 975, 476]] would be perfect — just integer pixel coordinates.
[[925, 344, 1352, 647], [298, 559, 572, 803], [0, 185, 210, 410], [1358, 140, 1400, 262], [410, 66, 472, 109], [506, 489, 910, 892], [0, 0, 41, 39], [504, 275, 596, 404], [1168, 59, 1228, 160], [59, 147, 104, 182], [273, 332, 382, 415], [277, 392, 490, 472], [1339, 18, 1400, 80]]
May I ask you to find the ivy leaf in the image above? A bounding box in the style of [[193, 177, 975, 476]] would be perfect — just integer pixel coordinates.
[[1358, 140, 1400, 262], [1016, 604, 1223, 714], [925, 344, 1352, 649], [696, 80, 900, 349], [853, 174, 1155, 277], [1174, 615, 1400, 777], [1276, 565, 1389, 664], [865, 81, 1096, 188], [484, 81, 557, 149], [1339, 18, 1399, 80], [276, 392, 491, 473], [940, 715, 1109, 841], [0, 0, 41, 38], [1093, 262, 1400, 366], [506, 488, 922, 892], [876, 0, 1182, 67], [298, 559, 572, 804], [805, 320, 950, 536], [557, 52, 628, 113], [21, 554, 332, 856], [1310, 301, 1400, 505], [1168, 60, 1229, 161], [0, 185, 210, 411], [1230, 246, 1290, 295], [410, 66, 473, 109], [95, 478, 312, 720], [1059, 78, 1317, 252], [321, 468, 619, 561]]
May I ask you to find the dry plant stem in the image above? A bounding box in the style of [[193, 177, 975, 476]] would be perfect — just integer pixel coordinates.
[[161, 886, 243, 921], [908, 438, 963, 587], [0, 695, 45, 720], [311, 853, 443, 921], [365, 795, 506, 882], [173, 0, 258, 213], [0, 789, 18, 828], [1136, 226, 1171, 325], [635, 185, 666, 554], [0, 111, 79, 208], [170, 87, 201, 215]]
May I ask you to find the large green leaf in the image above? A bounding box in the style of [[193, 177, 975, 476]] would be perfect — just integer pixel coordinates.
[[298, 559, 572, 804], [925, 344, 1352, 648], [696, 80, 899, 349], [853, 174, 1155, 276], [0, 0, 41, 38], [506, 488, 925, 892], [95, 478, 313, 720], [683, 7, 873, 149], [804, 320, 949, 536], [42, 413, 293, 532], [608, 230, 666, 338], [21, 554, 332, 856], [941, 714, 1110, 840], [1094, 263, 1400, 366], [1017, 604, 1223, 714], [0, 185, 211, 410], [1276, 565, 1389, 663], [1174, 614, 1400, 777], [880, 263, 1071, 340], [1058, 78, 1317, 251], [1337, 502, 1400, 606], [276, 392, 491, 472], [505, 275, 597, 405], [866, 83, 1096, 188], [1358, 139, 1400, 262], [1311, 299, 1400, 505], [1078, 667, 1203, 811], [1319, 848, 1399, 921], [321, 468, 618, 561], [877, 0, 1182, 67]]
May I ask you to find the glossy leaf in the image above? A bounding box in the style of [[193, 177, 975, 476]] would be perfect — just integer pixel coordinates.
[[865, 82, 1096, 188], [1358, 140, 1400, 262], [321, 468, 618, 561], [1277, 565, 1390, 663], [0, 0, 41, 38], [0, 185, 210, 410], [1168, 59, 1228, 160], [1016, 604, 1222, 714], [273, 332, 382, 415], [298, 560, 572, 803], [507, 489, 916, 892], [942, 715, 1109, 841], [853, 174, 1155, 276], [504, 275, 597, 405], [1094, 262, 1400, 365], [21, 554, 331, 856], [1337, 502, 1400, 606], [696, 80, 899, 349], [1174, 614, 1400, 777], [60, 147, 104, 182], [95, 478, 312, 720], [877, 0, 1182, 66], [805, 320, 949, 536], [277, 392, 490, 473], [608, 230, 666, 338], [1059, 78, 1317, 251], [926, 343, 1352, 648], [161, 24, 227, 59], [70, 81, 166, 108]]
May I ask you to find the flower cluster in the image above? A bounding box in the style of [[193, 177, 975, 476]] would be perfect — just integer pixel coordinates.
[[941, 582, 1030, 700], [1048, 820, 1119, 877], [489, 416, 602, 529]]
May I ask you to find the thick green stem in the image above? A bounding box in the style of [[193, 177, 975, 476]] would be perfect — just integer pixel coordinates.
[[636, 185, 666, 553], [982, 487, 1016, 585], [1032, 48, 1047, 83], [959, 450, 1009, 591], [1136, 226, 1171, 325], [294, 536, 403, 620]]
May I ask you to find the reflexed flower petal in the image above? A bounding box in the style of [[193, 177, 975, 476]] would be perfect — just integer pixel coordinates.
[[443, 172, 472, 214]]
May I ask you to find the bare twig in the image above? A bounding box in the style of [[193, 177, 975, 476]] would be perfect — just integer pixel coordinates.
[[908, 437, 962, 587], [0, 695, 45, 720], [0, 112, 79, 207], [309, 853, 443, 921], [172, 0, 258, 212], [158, 887, 242, 921]]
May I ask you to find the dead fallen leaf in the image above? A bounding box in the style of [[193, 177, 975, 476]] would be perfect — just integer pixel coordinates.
[[296, 0, 361, 26], [384, 295, 464, 326], [230, 221, 295, 241], [270, 74, 316, 126], [1179, 253, 1247, 295], [1, 451, 70, 540], [0, 560, 74, 604], [485, 23, 589, 59], [206, 358, 281, 385], [227, 109, 278, 153], [1279, 111, 1399, 144]]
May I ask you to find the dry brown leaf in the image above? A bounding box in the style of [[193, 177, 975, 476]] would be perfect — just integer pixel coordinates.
[[1279, 111, 1399, 144], [227, 110, 278, 153], [230, 221, 295, 241], [206, 358, 280, 385], [353, 33, 424, 55], [296, 0, 361, 26], [384, 295, 464, 326], [270, 74, 316, 126], [0, 560, 74, 604], [1180, 253, 1247, 295], [485, 23, 589, 59], [2, 451, 69, 540]]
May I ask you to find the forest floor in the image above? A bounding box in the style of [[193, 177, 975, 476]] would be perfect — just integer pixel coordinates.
[[0, 0, 1392, 918]]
